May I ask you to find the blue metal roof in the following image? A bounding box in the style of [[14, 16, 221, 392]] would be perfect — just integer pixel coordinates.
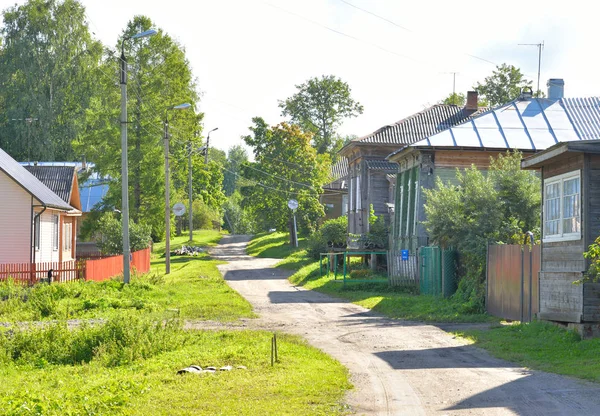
[[403, 97, 600, 152], [80, 178, 109, 212]]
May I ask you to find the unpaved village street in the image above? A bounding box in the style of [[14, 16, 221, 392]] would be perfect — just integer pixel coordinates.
[[205, 235, 600, 415]]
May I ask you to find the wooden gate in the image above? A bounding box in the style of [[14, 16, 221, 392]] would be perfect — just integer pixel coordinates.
[[487, 244, 540, 322]]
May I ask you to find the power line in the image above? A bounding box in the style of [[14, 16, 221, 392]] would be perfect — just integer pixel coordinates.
[[243, 163, 317, 190]]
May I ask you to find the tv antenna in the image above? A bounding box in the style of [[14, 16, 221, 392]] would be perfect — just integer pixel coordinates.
[[518, 41, 544, 95]]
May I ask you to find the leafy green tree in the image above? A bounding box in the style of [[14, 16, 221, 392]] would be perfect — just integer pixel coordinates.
[[423, 151, 540, 311], [279, 75, 363, 156], [440, 92, 466, 106], [473, 64, 532, 107], [0, 0, 103, 161], [223, 145, 248, 196], [222, 191, 256, 234], [95, 213, 151, 255], [75, 16, 202, 240], [242, 118, 330, 233]]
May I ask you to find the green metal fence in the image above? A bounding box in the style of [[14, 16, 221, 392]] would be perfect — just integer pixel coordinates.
[[419, 246, 457, 297]]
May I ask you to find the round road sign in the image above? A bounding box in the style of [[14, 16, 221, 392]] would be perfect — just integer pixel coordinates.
[[173, 202, 186, 217]]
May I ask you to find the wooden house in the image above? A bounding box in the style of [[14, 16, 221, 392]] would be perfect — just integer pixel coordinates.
[[24, 164, 83, 262], [387, 80, 588, 254], [340, 92, 486, 237], [522, 139, 600, 329], [0, 149, 81, 265], [320, 157, 348, 221]]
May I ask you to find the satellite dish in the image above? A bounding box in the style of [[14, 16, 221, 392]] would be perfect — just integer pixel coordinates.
[[288, 199, 298, 210], [173, 203, 186, 217]]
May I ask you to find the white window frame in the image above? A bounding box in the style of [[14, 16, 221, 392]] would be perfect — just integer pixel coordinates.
[[349, 177, 354, 212], [413, 180, 419, 236], [63, 221, 72, 251], [356, 176, 361, 211], [53, 215, 59, 251], [405, 180, 411, 234], [342, 194, 348, 216], [543, 170, 581, 243], [398, 184, 404, 236], [34, 215, 40, 251]]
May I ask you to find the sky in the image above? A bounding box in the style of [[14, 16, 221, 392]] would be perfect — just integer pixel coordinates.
[[2, 0, 599, 156]]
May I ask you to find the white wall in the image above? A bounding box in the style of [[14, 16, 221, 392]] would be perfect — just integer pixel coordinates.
[[0, 172, 33, 263]]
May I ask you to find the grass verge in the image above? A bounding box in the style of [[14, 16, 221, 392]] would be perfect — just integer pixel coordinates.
[[0, 317, 351, 415], [0, 230, 253, 322], [455, 321, 600, 382], [249, 232, 493, 323]]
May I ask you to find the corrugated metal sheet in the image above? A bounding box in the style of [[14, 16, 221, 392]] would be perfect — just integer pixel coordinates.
[[24, 165, 75, 203], [330, 157, 348, 181], [365, 160, 397, 171], [405, 97, 600, 152], [0, 148, 72, 211], [355, 105, 487, 145]]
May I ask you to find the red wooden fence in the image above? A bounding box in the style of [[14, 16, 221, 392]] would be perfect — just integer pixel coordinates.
[[0, 260, 84, 285], [81, 247, 151, 282], [0, 248, 151, 285]]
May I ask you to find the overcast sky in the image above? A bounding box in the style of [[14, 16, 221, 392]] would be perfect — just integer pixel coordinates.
[[2, 0, 598, 155]]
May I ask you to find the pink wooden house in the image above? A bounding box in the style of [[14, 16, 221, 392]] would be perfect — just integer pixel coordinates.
[[0, 148, 81, 267]]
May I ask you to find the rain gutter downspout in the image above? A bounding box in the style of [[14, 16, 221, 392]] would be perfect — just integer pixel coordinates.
[[31, 199, 47, 267]]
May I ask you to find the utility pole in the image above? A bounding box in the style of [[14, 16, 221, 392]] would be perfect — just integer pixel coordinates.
[[119, 29, 156, 284], [163, 103, 191, 274], [518, 41, 544, 95], [188, 141, 194, 243], [164, 118, 171, 274]]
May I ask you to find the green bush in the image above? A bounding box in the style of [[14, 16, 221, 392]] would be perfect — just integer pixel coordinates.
[[95, 213, 151, 255], [0, 315, 189, 367], [306, 216, 347, 259], [192, 198, 222, 230]]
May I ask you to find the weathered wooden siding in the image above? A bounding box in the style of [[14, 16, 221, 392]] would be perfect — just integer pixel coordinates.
[[368, 170, 392, 225], [539, 154, 586, 322], [539, 271, 583, 322], [0, 172, 32, 263], [542, 242, 585, 272], [583, 283, 600, 322]]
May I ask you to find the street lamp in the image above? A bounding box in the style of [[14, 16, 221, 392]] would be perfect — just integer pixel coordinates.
[[205, 127, 219, 165], [120, 29, 156, 284], [164, 103, 192, 274]]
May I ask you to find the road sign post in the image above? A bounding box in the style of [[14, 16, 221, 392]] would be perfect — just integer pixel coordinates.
[[288, 199, 299, 248]]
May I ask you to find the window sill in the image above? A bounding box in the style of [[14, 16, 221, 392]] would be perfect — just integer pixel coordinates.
[[542, 234, 581, 243]]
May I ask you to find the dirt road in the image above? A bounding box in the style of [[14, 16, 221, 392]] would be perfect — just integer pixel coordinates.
[[207, 235, 600, 415]]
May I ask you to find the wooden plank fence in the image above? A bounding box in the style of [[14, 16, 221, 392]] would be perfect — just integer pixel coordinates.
[[388, 250, 418, 286], [0, 260, 84, 285], [0, 248, 151, 286]]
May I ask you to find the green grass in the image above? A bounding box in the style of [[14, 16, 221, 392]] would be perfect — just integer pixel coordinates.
[[0, 321, 351, 415], [247, 232, 306, 259], [249, 233, 493, 323], [0, 230, 253, 322], [1, 229, 352, 414], [455, 321, 600, 382], [152, 229, 223, 256]]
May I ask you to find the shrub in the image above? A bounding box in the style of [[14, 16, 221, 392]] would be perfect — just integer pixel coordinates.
[[306, 216, 347, 259], [0, 315, 189, 367], [95, 213, 151, 255]]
